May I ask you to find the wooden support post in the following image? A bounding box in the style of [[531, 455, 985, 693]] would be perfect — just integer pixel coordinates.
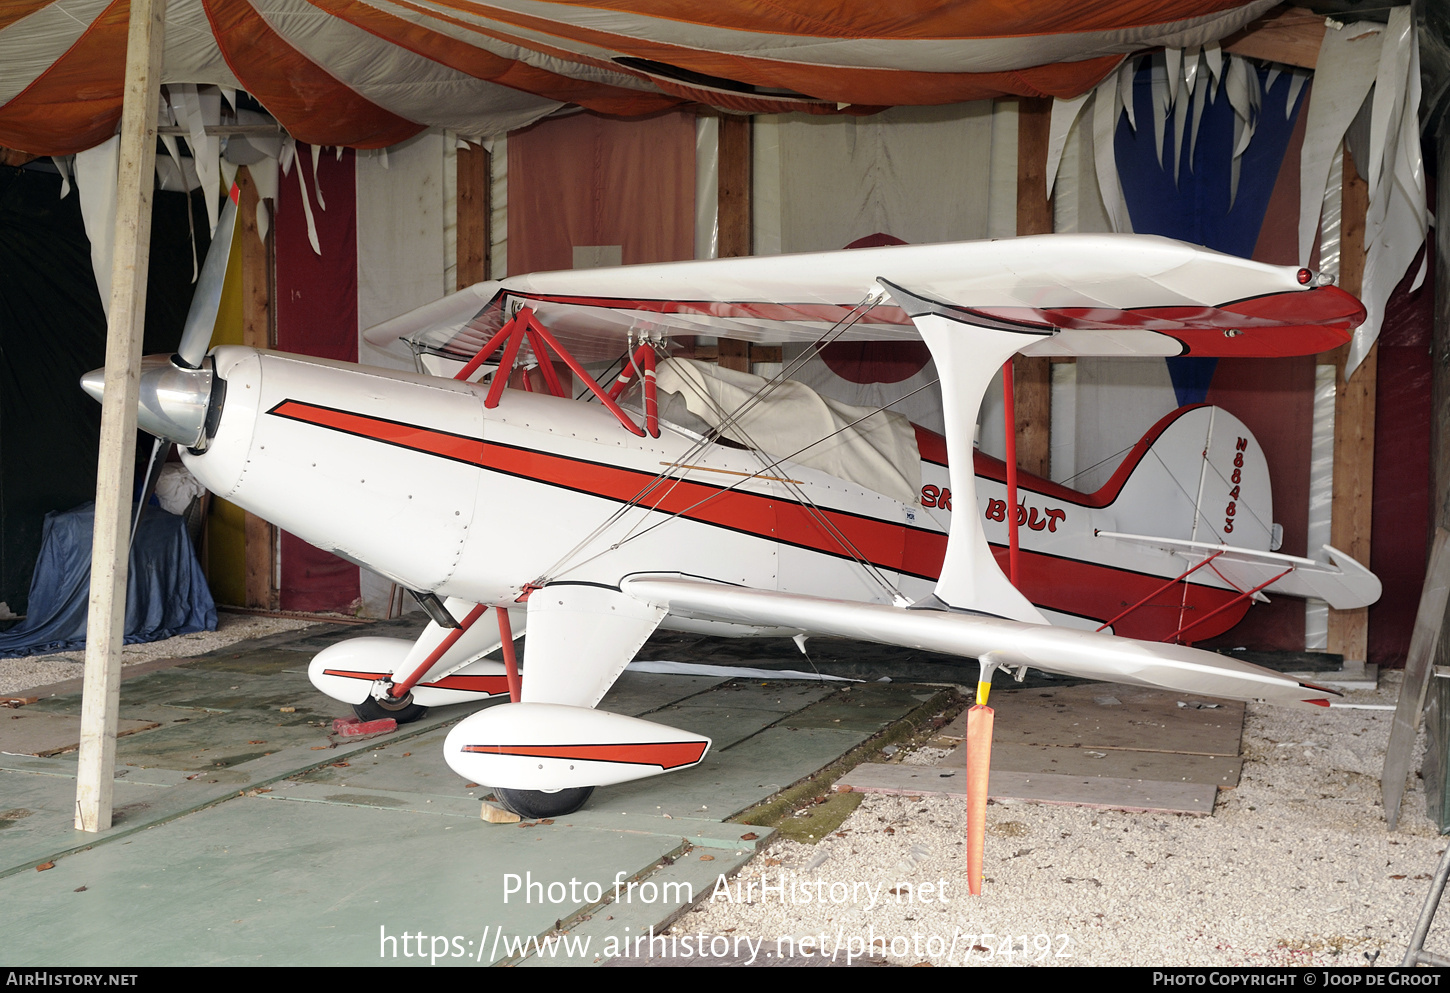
[[717, 113, 751, 260], [75, 0, 165, 833], [718, 339, 750, 373], [1014, 97, 1053, 478], [238, 166, 279, 610], [1327, 148, 1374, 663], [1016, 97, 1053, 237], [716, 113, 751, 371], [457, 141, 490, 286]]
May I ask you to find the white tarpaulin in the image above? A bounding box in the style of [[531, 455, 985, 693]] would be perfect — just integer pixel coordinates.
[[654, 357, 922, 505]]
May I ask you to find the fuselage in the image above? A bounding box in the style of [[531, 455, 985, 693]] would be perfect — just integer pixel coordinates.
[[186, 346, 1259, 643]]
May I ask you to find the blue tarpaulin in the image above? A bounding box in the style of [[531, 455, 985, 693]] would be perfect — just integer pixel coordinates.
[[0, 502, 216, 658], [1114, 63, 1308, 407]]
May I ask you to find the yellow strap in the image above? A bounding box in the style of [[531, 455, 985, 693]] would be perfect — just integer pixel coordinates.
[[975, 680, 991, 706]]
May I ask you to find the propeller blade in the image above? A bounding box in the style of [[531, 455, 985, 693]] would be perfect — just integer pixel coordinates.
[[131, 437, 171, 545], [175, 183, 240, 370]]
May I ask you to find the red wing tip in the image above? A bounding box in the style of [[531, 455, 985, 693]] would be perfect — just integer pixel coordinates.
[[1298, 678, 1342, 697], [1303, 698, 1332, 708]]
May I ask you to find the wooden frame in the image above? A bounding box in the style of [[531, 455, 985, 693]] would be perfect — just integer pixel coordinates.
[[75, 0, 165, 833]]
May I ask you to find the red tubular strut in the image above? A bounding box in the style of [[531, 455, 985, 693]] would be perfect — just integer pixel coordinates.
[[641, 344, 659, 437], [497, 609, 522, 703], [1095, 550, 1226, 633], [484, 320, 526, 408], [524, 328, 568, 397], [519, 310, 646, 436], [453, 317, 519, 382], [1164, 566, 1294, 644], [607, 343, 654, 400], [607, 365, 635, 399], [390, 603, 488, 698], [454, 307, 646, 436]]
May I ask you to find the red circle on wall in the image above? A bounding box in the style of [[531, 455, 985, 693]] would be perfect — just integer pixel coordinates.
[[820, 233, 931, 384]]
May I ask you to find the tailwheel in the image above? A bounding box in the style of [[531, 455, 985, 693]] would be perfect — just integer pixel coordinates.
[[494, 786, 595, 818], [353, 692, 429, 725]]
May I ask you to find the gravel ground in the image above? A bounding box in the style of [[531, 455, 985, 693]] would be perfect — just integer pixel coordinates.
[[677, 670, 1450, 968], [0, 612, 314, 696]]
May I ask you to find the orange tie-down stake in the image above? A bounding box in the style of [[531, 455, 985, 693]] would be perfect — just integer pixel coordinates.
[[966, 660, 998, 897]]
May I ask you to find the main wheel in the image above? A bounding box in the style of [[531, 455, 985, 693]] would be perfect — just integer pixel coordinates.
[[353, 693, 429, 724], [494, 786, 595, 818]]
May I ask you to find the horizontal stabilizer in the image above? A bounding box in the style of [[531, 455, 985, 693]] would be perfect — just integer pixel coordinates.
[[1098, 532, 1382, 610], [622, 575, 1339, 709], [443, 702, 711, 790]]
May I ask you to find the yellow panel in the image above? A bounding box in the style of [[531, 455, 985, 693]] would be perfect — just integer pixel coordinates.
[[213, 214, 245, 347], [207, 496, 247, 606]]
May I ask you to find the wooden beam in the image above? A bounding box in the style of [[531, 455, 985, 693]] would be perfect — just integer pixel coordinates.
[[238, 167, 271, 352], [1015, 97, 1053, 238], [1223, 5, 1326, 71], [75, 0, 165, 834], [1014, 97, 1053, 479], [1327, 147, 1373, 663], [717, 113, 751, 259], [238, 166, 279, 611], [1012, 355, 1053, 478], [718, 338, 750, 373], [456, 141, 490, 286], [715, 112, 751, 372]]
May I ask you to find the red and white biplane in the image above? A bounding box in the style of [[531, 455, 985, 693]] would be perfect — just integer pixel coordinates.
[[86, 205, 1374, 817]]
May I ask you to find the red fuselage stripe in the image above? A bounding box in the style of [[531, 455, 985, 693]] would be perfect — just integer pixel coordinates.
[[270, 398, 935, 573], [460, 741, 709, 770], [277, 400, 1247, 641]]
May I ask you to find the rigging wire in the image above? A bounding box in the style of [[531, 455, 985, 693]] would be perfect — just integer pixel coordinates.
[[529, 290, 889, 585]]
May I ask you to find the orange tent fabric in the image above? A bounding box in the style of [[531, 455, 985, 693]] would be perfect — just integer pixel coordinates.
[[0, 0, 1277, 155]]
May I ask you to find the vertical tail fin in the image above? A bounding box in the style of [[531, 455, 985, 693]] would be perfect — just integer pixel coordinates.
[[1106, 405, 1275, 552]]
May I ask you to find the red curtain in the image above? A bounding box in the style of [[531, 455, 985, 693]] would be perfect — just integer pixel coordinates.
[[274, 147, 361, 612]]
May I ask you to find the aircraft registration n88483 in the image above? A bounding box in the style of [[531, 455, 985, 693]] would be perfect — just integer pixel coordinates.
[[84, 229, 1374, 817]]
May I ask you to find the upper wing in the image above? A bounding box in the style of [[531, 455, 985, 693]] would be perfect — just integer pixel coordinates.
[[365, 234, 1364, 363], [621, 574, 1339, 709]]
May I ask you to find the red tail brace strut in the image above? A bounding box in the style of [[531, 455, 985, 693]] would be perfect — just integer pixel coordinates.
[[1094, 549, 1226, 634], [1165, 567, 1293, 645]]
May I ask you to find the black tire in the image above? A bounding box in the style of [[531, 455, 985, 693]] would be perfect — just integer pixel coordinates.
[[495, 786, 595, 818], [353, 693, 429, 724]]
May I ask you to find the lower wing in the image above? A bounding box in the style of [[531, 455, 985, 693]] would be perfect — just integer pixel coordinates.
[[621, 574, 1339, 709]]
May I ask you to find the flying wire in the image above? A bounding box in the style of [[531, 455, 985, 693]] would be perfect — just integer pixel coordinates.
[[530, 290, 889, 585]]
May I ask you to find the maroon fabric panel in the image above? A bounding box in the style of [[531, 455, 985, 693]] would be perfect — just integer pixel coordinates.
[[507, 110, 695, 275], [1369, 237, 1434, 667], [1199, 356, 1314, 651], [1198, 98, 1313, 651], [275, 147, 361, 612]]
